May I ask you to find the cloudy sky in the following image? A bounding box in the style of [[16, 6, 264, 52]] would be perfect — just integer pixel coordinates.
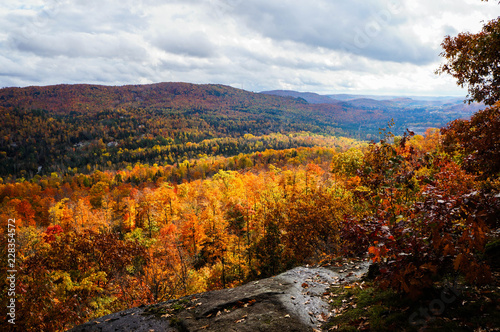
[[1, 0, 499, 96]]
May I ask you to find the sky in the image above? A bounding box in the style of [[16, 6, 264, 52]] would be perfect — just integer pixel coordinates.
[[1, 0, 499, 96]]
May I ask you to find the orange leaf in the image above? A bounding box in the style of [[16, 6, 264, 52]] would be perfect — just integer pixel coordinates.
[[454, 253, 464, 271]]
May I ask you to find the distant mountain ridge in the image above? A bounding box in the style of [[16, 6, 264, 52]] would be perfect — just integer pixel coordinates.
[[0, 83, 482, 133], [260, 89, 481, 110], [259, 90, 343, 105]]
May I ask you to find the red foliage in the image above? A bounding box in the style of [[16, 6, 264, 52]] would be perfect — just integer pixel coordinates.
[[43, 224, 64, 243], [358, 135, 497, 298], [441, 103, 500, 178]]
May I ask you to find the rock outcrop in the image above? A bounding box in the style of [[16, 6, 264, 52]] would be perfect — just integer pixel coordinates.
[[69, 259, 369, 332]]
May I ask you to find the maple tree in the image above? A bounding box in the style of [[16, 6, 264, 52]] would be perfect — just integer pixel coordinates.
[[441, 103, 500, 179], [437, 17, 500, 104], [13, 230, 148, 331]]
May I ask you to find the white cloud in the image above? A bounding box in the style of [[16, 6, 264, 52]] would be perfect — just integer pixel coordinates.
[[0, 0, 498, 95]]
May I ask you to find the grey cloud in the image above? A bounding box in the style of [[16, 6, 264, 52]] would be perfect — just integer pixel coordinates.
[[3, 0, 151, 62], [158, 57, 212, 73], [154, 31, 215, 58], [228, 0, 436, 64], [57, 3, 149, 34], [9, 0, 148, 41], [232, 47, 343, 72], [9, 31, 148, 61], [0, 54, 35, 84], [1, 53, 155, 87]]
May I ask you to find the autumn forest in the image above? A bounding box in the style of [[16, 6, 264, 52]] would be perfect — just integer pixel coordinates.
[[1, 8, 500, 332]]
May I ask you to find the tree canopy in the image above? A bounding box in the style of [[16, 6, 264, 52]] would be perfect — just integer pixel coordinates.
[[437, 2, 500, 105]]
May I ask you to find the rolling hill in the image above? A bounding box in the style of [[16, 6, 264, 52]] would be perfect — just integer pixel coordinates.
[[0, 82, 482, 178]]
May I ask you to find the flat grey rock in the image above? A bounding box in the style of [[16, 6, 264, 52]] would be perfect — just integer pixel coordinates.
[[69, 259, 369, 332]]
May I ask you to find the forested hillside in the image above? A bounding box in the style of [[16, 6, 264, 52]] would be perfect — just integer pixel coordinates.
[[0, 82, 476, 179], [0, 83, 354, 178], [0, 86, 499, 331]]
